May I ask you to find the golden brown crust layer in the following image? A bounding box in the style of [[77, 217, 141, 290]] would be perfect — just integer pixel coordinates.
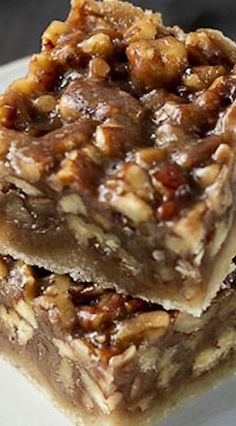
[[0, 0, 236, 314]]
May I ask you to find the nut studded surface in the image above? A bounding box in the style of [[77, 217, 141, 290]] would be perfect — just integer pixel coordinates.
[[0, 0, 236, 314]]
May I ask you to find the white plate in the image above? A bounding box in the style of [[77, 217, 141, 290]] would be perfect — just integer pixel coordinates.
[[0, 58, 236, 426]]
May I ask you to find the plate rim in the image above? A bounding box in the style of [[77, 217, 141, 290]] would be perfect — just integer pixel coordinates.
[[0, 56, 30, 79]]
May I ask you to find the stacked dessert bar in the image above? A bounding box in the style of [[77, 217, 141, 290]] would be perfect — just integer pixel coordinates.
[[0, 0, 236, 425]]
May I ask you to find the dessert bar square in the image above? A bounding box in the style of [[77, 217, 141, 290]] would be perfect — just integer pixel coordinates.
[[0, 256, 236, 425], [0, 1, 236, 314]]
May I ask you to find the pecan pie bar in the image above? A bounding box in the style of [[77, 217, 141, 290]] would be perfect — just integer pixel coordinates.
[[1, 0, 236, 315], [1, 255, 236, 426]]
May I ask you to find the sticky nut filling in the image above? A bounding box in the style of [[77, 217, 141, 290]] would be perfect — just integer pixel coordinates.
[[0, 2, 235, 236], [1, 254, 236, 419], [1, 13, 235, 228], [0, 255, 236, 357]]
